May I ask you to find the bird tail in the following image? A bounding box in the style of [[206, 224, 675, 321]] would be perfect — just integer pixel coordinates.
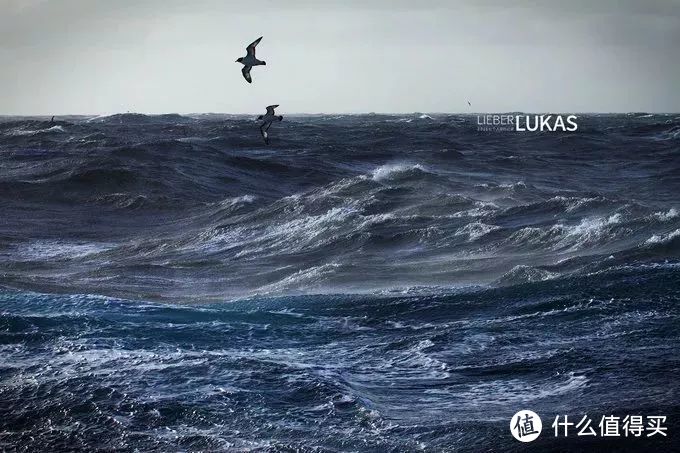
[[278, 115, 283, 121]]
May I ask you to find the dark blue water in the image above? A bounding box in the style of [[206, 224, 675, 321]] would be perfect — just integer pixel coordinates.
[[1, 113, 679, 450]]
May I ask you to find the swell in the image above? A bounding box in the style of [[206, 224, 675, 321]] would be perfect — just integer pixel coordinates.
[[1, 260, 679, 450], [1, 166, 677, 300]]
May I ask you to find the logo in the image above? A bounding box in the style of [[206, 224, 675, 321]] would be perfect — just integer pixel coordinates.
[[477, 114, 578, 132], [510, 410, 542, 442]]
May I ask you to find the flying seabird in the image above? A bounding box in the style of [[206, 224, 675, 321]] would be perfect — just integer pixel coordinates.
[[257, 105, 283, 145], [467, 101, 472, 107], [236, 36, 266, 83]]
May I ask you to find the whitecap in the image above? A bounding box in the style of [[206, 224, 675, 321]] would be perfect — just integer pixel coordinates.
[[218, 194, 256, 206], [652, 207, 679, 222], [645, 228, 680, 245], [496, 265, 557, 285], [6, 125, 64, 136], [454, 222, 500, 241], [371, 163, 429, 181], [508, 213, 625, 251]]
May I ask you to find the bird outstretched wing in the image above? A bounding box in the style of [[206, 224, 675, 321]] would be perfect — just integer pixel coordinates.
[[241, 66, 252, 83], [246, 36, 263, 57], [265, 104, 279, 115]]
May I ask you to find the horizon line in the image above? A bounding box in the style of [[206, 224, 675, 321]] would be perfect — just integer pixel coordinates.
[[2, 111, 679, 117]]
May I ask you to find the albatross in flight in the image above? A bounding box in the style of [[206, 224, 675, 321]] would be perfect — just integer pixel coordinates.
[[236, 36, 266, 83], [258, 105, 283, 145]]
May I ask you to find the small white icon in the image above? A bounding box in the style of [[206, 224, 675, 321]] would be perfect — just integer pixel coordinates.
[[510, 410, 542, 442]]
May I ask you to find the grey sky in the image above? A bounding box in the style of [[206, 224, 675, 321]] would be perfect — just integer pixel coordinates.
[[1, 0, 679, 114]]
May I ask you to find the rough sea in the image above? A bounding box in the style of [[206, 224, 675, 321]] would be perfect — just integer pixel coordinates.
[[1, 113, 679, 451]]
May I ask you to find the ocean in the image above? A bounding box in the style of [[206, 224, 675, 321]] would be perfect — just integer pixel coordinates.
[[1, 113, 679, 450]]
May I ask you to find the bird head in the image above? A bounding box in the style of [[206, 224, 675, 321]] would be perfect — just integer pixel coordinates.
[[257, 115, 263, 120], [235, 57, 243, 63]]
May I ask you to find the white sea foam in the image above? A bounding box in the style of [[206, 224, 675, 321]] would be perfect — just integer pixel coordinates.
[[6, 125, 64, 136], [646, 228, 680, 245], [176, 136, 212, 143], [218, 194, 256, 206], [508, 214, 624, 251], [371, 163, 428, 181], [450, 201, 499, 219], [652, 207, 679, 222], [256, 263, 341, 294], [497, 265, 557, 285], [498, 181, 526, 190], [455, 222, 500, 242], [15, 240, 112, 261], [560, 213, 621, 239], [548, 195, 601, 212], [476, 181, 526, 192], [231, 205, 360, 258], [457, 372, 588, 405]]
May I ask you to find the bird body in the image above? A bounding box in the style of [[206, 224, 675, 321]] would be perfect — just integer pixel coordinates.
[[236, 37, 266, 83], [258, 105, 283, 145]]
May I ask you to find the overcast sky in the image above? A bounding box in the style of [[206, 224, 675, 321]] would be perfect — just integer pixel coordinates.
[[1, 0, 679, 114]]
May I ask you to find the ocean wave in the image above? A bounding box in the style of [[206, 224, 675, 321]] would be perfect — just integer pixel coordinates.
[[5, 125, 65, 136], [454, 222, 501, 242], [557, 213, 623, 248], [505, 213, 623, 250], [651, 207, 679, 222], [627, 118, 680, 138], [90, 192, 150, 209], [371, 163, 430, 181], [456, 372, 588, 405], [1, 256, 678, 451], [495, 265, 557, 286], [473, 181, 531, 196], [13, 240, 112, 261], [654, 125, 680, 141], [216, 194, 257, 207], [255, 263, 343, 294], [645, 228, 680, 245], [547, 195, 605, 213]]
